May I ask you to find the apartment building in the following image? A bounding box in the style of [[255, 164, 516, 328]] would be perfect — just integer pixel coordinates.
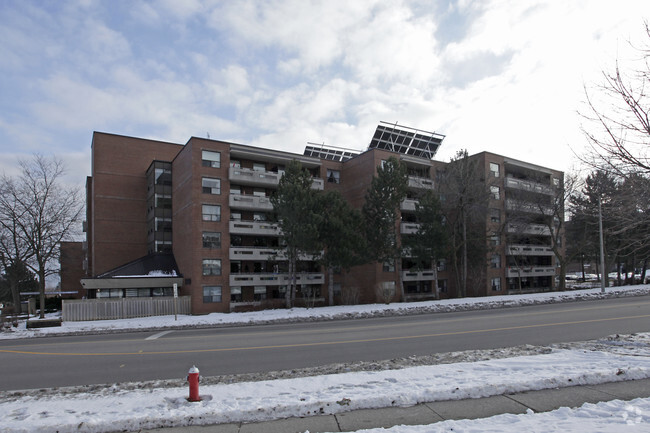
[[73, 124, 563, 314]]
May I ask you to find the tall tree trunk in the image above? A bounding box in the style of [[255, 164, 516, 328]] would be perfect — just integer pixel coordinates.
[[38, 267, 46, 319], [461, 210, 467, 298], [328, 266, 334, 306]]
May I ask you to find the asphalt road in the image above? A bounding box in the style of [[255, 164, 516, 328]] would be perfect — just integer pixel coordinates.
[[1, 296, 649, 392]]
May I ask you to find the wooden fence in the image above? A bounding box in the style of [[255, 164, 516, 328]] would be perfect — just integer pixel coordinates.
[[62, 296, 191, 322]]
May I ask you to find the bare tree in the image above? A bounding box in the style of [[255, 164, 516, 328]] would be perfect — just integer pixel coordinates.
[[438, 150, 490, 297], [580, 23, 650, 178], [0, 155, 83, 318], [507, 172, 580, 292]]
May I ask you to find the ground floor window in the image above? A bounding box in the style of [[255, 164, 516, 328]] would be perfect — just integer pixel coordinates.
[[491, 277, 501, 291], [405, 281, 432, 294], [254, 286, 267, 301], [230, 287, 242, 302], [203, 286, 222, 303], [96, 288, 122, 298], [272, 286, 287, 299]]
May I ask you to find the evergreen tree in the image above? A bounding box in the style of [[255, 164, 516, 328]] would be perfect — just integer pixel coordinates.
[[314, 190, 367, 305], [362, 157, 408, 300], [270, 160, 321, 308], [402, 190, 448, 298]]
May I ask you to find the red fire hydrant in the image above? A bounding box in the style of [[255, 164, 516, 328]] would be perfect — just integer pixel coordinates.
[[187, 365, 201, 402]]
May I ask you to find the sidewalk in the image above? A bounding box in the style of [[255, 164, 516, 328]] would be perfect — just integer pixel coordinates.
[[137, 378, 650, 433]]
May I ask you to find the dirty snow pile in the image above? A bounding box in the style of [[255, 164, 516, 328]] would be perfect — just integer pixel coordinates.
[[2, 284, 649, 340], [1, 333, 649, 433]]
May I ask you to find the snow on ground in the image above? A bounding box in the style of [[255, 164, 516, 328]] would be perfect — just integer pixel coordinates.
[[1, 334, 649, 433], [2, 284, 649, 340], [350, 398, 650, 433]]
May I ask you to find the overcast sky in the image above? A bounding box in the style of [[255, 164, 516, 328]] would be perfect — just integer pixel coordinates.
[[1, 0, 649, 188]]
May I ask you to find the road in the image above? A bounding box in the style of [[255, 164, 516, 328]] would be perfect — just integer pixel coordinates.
[[1, 296, 649, 392]]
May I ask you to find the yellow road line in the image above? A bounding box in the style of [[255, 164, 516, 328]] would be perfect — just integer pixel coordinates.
[[2, 313, 648, 357]]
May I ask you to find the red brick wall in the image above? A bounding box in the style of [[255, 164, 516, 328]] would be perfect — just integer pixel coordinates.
[[89, 132, 182, 276]]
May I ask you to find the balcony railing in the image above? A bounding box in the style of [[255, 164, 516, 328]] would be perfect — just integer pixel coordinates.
[[229, 247, 321, 261], [407, 176, 435, 190], [229, 272, 325, 287], [400, 198, 418, 212], [229, 166, 324, 190], [230, 246, 279, 261], [402, 269, 436, 281], [229, 220, 280, 236], [506, 266, 556, 278], [506, 199, 553, 215], [229, 194, 274, 211], [506, 223, 551, 236], [506, 244, 554, 256], [229, 167, 280, 187], [505, 177, 553, 195], [400, 222, 421, 234]]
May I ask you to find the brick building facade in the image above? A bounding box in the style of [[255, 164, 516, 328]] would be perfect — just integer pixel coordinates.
[[70, 124, 564, 314]]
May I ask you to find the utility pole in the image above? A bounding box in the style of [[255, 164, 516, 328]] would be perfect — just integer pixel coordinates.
[[598, 197, 606, 293]]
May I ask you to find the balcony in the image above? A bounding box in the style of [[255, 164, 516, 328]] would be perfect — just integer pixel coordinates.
[[229, 247, 321, 261], [506, 223, 551, 236], [400, 222, 421, 234], [400, 198, 418, 212], [506, 266, 556, 278], [229, 194, 274, 211], [506, 244, 554, 256], [229, 166, 324, 190], [505, 199, 553, 215], [407, 176, 435, 190], [402, 269, 436, 281], [229, 166, 280, 187], [230, 246, 279, 261], [505, 177, 553, 195], [229, 220, 280, 236], [229, 272, 325, 287]]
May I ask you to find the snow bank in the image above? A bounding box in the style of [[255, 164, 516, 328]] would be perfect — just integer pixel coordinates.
[[1, 341, 649, 433], [2, 284, 649, 340]]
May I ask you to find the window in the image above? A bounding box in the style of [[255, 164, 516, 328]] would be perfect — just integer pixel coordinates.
[[553, 177, 560, 187], [230, 287, 242, 302], [438, 279, 448, 293], [155, 194, 172, 209], [230, 186, 240, 195], [202, 232, 221, 249], [383, 261, 395, 272], [490, 162, 500, 178], [202, 259, 221, 276], [253, 188, 265, 197], [437, 259, 447, 271], [253, 163, 266, 172], [254, 286, 267, 301], [202, 150, 221, 168], [490, 208, 501, 223], [202, 204, 221, 221], [231, 160, 241, 168], [490, 233, 500, 246], [253, 212, 266, 221], [490, 186, 500, 200], [202, 177, 221, 195], [491, 277, 502, 291], [490, 254, 501, 269], [327, 169, 340, 184], [203, 286, 222, 303], [231, 211, 241, 221]]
